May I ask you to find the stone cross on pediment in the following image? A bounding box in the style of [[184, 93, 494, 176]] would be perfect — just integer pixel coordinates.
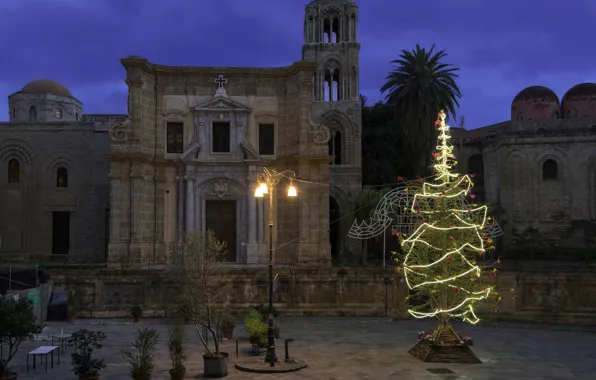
[[214, 74, 228, 98], [215, 74, 227, 89]]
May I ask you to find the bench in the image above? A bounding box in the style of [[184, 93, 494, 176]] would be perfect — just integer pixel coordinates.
[[27, 346, 60, 373]]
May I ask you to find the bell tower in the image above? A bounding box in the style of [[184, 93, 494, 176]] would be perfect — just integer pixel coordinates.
[[302, 0, 360, 103], [301, 0, 362, 266]]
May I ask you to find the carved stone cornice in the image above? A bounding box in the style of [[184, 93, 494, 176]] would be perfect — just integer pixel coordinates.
[[293, 154, 334, 162], [330, 166, 361, 175], [125, 78, 143, 88]]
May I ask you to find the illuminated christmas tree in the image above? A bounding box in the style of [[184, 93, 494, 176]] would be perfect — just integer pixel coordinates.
[[395, 110, 503, 363]]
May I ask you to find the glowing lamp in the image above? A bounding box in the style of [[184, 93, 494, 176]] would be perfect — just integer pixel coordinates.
[[258, 182, 268, 195], [287, 185, 298, 197], [254, 187, 264, 198]]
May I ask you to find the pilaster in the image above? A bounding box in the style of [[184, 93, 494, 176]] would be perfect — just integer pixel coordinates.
[[185, 165, 195, 231], [295, 156, 332, 266], [245, 169, 260, 264], [128, 160, 144, 267], [107, 160, 131, 268]]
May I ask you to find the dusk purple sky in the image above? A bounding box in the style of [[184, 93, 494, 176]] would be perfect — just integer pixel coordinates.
[[1, 0, 594, 128]]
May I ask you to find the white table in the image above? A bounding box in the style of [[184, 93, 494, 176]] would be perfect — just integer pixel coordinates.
[[27, 346, 60, 373], [51, 334, 72, 353]]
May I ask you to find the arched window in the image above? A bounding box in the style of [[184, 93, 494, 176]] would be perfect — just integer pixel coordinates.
[[75, 113, 79, 121], [29, 106, 37, 121], [12, 108, 16, 118], [323, 68, 341, 101], [56, 108, 63, 119], [8, 159, 20, 183], [568, 109, 578, 118], [517, 112, 526, 121], [323, 18, 331, 43], [56, 167, 68, 187], [331, 17, 339, 42], [542, 159, 558, 181]]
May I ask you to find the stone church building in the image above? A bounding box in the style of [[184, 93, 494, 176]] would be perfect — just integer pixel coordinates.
[[0, 0, 362, 267], [454, 83, 596, 256]]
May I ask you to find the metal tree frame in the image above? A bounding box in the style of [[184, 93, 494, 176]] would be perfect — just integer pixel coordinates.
[[255, 167, 296, 367], [348, 181, 503, 264]]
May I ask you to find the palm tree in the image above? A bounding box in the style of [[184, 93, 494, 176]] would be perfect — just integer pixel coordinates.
[[381, 44, 461, 176]]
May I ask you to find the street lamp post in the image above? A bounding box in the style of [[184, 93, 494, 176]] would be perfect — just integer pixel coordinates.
[[254, 167, 297, 366]]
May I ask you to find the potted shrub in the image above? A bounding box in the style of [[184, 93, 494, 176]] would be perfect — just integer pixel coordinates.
[[69, 329, 107, 380], [122, 328, 159, 380], [167, 231, 233, 378], [131, 306, 143, 322], [244, 309, 267, 350], [0, 296, 43, 380], [167, 323, 186, 380], [249, 306, 280, 338], [220, 313, 235, 339]]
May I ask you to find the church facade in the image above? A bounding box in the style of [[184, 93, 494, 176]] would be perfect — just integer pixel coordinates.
[[453, 83, 596, 257], [0, 0, 363, 267], [0, 79, 124, 261]]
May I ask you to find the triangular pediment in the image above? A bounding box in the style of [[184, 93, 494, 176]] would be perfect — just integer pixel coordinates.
[[193, 97, 252, 113]]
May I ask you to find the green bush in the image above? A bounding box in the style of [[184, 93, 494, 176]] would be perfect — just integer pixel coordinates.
[[251, 304, 278, 319], [244, 310, 267, 348]]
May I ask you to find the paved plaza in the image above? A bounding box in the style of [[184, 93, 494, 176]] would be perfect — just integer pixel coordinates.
[[4, 317, 596, 380]]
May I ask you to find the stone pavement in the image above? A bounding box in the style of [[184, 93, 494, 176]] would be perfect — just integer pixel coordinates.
[[4, 317, 595, 380]]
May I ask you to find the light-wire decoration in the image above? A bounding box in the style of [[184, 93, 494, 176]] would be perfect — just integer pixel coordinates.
[[394, 110, 502, 324]]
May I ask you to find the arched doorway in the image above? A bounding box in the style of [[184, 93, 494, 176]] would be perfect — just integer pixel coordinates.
[[329, 196, 341, 263]]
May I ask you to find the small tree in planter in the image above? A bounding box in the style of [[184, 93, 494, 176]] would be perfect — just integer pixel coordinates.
[[122, 328, 159, 380], [131, 306, 143, 322], [219, 313, 235, 340], [167, 322, 186, 380], [68, 329, 107, 380], [167, 231, 232, 378], [0, 296, 43, 380]]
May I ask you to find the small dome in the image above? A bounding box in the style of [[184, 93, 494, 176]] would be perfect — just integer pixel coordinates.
[[562, 83, 596, 100], [511, 86, 560, 121], [562, 83, 596, 119], [21, 79, 72, 97], [513, 86, 559, 103]]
